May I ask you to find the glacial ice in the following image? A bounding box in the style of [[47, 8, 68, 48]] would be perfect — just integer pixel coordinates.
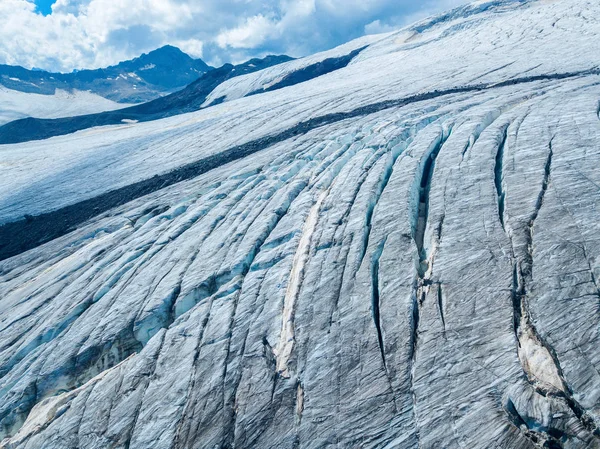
[[0, 0, 600, 448]]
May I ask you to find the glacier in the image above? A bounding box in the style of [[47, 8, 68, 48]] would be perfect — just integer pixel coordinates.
[[0, 88, 133, 127], [0, 0, 600, 448]]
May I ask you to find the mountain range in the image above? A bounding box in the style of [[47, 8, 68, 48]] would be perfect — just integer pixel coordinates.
[[0, 45, 211, 103]]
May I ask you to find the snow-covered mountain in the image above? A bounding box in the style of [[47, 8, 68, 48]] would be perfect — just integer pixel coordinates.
[[0, 45, 211, 103], [1, 1, 600, 448]]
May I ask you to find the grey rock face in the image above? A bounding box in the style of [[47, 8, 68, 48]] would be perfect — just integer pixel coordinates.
[[1, 1, 599, 448]]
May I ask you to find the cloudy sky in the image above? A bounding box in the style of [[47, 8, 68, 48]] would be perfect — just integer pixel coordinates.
[[1, 0, 469, 72]]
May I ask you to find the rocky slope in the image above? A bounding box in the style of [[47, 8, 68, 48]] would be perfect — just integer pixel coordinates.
[[1, 1, 599, 448]]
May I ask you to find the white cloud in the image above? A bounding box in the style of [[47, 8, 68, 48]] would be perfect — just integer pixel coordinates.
[[0, 0, 470, 72], [174, 38, 204, 58], [216, 15, 277, 49]]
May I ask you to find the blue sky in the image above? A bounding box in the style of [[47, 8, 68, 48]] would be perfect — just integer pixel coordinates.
[[0, 0, 469, 72], [33, 0, 55, 15]]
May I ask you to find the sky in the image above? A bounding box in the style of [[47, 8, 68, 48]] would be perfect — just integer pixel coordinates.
[[0, 0, 469, 72]]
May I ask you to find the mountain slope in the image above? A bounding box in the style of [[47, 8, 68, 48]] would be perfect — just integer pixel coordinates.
[[1, 1, 600, 448], [0, 45, 211, 103]]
